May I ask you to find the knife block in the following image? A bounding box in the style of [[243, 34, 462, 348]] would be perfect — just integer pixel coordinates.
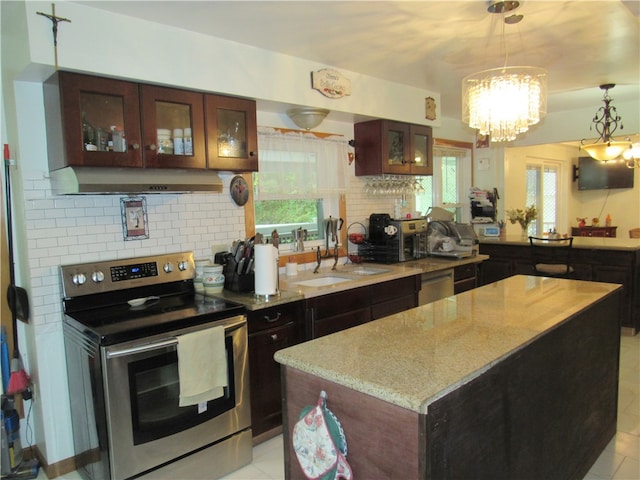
[[223, 258, 255, 293]]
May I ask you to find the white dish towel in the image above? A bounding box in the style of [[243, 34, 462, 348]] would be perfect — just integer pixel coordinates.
[[177, 326, 227, 407]]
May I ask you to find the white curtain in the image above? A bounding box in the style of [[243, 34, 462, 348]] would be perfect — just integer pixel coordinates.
[[254, 127, 349, 200]]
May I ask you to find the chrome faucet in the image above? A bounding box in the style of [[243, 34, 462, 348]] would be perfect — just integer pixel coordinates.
[[332, 243, 339, 270], [314, 246, 322, 273]]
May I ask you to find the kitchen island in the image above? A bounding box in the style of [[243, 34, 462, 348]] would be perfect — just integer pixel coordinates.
[[275, 275, 622, 479], [213, 255, 487, 442], [478, 235, 640, 334]]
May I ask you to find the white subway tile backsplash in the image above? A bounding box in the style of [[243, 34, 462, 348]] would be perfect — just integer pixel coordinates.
[[35, 237, 59, 249], [20, 171, 396, 354]]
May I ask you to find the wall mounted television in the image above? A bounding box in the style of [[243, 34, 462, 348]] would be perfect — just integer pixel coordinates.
[[574, 156, 634, 190]]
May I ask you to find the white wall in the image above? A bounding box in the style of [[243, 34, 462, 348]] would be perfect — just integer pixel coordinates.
[[504, 143, 640, 236]]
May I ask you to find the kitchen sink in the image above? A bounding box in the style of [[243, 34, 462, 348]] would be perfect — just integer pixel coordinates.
[[348, 267, 391, 276], [293, 276, 353, 287]]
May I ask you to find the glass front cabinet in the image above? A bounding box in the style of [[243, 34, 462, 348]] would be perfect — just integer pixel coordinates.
[[354, 119, 433, 176], [205, 94, 258, 172], [140, 85, 206, 169], [47, 72, 143, 169], [45, 71, 258, 172]]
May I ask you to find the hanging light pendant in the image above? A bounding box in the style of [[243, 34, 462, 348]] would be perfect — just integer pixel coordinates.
[[462, 1, 547, 142], [463, 66, 547, 142], [580, 84, 632, 163]]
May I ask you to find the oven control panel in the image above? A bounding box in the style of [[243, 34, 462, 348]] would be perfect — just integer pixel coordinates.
[[60, 252, 195, 297], [111, 261, 159, 282]]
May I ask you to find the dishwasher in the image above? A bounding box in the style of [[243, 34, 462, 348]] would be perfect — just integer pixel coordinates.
[[419, 269, 454, 305]]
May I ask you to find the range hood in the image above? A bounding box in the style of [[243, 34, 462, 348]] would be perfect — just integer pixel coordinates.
[[50, 167, 224, 194]]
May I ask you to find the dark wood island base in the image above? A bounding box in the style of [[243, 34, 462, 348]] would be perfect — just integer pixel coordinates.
[[277, 277, 621, 479]]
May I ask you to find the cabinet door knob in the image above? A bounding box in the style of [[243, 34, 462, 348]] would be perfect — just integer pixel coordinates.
[[131, 143, 140, 151], [270, 333, 278, 341], [250, 151, 256, 157], [264, 312, 281, 323], [148, 144, 157, 151]]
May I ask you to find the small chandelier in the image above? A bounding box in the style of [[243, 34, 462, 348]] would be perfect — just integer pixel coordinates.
[[462, 1, 547, 142], [580, 84, 632, 163]]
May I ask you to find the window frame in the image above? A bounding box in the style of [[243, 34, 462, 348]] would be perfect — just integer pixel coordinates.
[[416, 139, 474, 222], [525, 159, 562, 235], [243, 172, 347, 263]]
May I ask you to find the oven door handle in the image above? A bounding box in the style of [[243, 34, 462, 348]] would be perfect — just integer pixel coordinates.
[[105, 315, 246, 359], [106, 337, 178, 358]]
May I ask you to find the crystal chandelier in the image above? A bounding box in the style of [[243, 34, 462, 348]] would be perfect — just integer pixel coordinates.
[[462, 1, 547, 142], [580, 84, 632, 163]]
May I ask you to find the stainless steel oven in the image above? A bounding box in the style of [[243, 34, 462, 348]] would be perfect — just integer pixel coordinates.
[[61, 252, 251, 480]]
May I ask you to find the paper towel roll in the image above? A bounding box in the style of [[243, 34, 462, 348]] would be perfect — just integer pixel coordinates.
[[254, 244, 279, 295]]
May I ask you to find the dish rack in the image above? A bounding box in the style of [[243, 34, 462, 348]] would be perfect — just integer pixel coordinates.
[[346, 222, 366, 264]]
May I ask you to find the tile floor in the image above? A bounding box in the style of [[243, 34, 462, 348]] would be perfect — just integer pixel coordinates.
[[40, 334, 639, 480]]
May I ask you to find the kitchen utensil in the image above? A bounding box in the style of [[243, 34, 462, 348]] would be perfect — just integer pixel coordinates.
[[325, 216, 344, 241], [127, 296, 160, 307], [4, 144, 31, 397], [271, 230, 280, 249], [292, 228, 307, 252]]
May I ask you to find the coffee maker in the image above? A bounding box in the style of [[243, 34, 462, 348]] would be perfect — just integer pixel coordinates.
[[362, 214, 428, 263]]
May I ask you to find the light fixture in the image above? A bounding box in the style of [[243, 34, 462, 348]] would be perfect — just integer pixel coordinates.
[[622, 142, 640, 168], [462, 1, 547, 142], [580, 84, 632, 163], [286, 107, 329, 130]]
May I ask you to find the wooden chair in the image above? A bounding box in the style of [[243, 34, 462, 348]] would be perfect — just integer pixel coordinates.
[[629, 228, 640, 239], [528, 236, 574, 277]]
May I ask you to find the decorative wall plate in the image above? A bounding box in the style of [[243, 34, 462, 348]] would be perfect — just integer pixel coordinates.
[[312, 68, 352, 98], [425, 97, 437, 120], [230, 175, 249, 206]]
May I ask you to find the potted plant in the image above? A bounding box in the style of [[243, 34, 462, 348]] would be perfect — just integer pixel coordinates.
[[506, 205, 538, 239]]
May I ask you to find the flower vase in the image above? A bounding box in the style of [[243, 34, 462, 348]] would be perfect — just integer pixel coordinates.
[[520, 224, 529, 240]]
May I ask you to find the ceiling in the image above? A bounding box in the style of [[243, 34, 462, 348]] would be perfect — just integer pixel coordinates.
[[75, 1, 639, 121]]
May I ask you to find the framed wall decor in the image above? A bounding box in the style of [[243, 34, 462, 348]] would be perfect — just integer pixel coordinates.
[[476, 132, 490, 148], [425, 97, 437, 120], [121, 196, 149, 240]]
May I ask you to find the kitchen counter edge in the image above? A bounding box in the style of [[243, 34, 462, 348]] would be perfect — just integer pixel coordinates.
[[211, 255, 488, 310], [479, 235, 640, 250], [274, 275, 621, 413]]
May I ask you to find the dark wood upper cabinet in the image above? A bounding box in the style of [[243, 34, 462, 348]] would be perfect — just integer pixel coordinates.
[[205, 94, 258, 172], [46, 71, 143, 169], [140, 85, 206, 169], [45, 71, 258, 172], [354, 119, 433, 176]]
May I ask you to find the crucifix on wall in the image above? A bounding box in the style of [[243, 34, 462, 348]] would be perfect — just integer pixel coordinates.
[[36, 3, 71, 69]]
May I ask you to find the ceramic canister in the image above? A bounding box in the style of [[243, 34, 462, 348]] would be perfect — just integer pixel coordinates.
[[202, 264, 225, 295], [194, 258, 211, 294]]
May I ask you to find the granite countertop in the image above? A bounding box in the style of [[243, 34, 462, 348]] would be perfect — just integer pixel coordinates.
[[479, 235, 640, 251], [274, 275, 621, 414], [211, 255, 488, 309]]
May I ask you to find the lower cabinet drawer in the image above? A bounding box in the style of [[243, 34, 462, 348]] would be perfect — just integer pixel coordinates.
[[372, 294, 417, 320], [313, 307, 371, 339], [454, 263, 476, 281], [454, 277, 477, 294], [248, 302, 303, 334]]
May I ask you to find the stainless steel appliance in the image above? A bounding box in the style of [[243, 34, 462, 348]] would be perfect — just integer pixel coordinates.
[[427, 221, 478, 258], [363, 214, 428, 263], [61, 252, 251, 480], [418, 269, 454, 306]]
